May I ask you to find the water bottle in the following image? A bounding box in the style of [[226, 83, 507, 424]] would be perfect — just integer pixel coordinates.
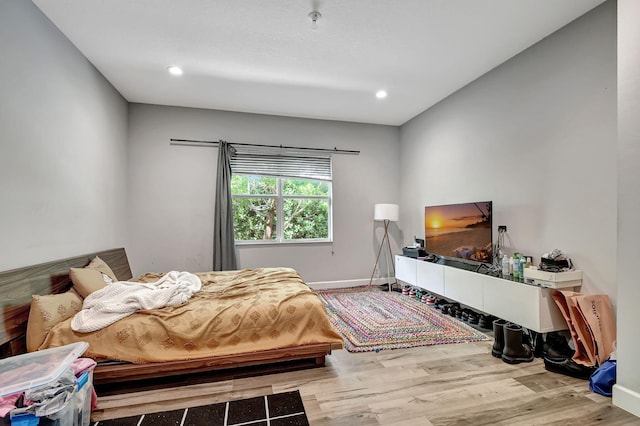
[[513, 255, 520, 279], [518, 256, 525, 277], [501, 255, 509, 276]]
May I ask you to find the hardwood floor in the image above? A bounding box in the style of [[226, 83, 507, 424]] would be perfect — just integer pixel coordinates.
[[91, 341, 639, 425]]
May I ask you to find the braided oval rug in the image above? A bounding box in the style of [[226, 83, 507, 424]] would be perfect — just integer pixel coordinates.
[[316, 287, 490, 352]]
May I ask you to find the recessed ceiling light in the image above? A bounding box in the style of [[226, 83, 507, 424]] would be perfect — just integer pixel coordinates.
[[168, 66, 183, 76], [376, 90, 387, 99]]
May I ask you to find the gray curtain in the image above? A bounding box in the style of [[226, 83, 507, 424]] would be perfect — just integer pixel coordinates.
[[213, 141, 238, 271]]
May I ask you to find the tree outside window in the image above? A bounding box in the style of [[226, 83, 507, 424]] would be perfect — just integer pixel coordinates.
[[231, 174, 331, 243]]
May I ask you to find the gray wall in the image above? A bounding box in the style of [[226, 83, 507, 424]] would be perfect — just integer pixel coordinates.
[[127, 104, 401, 284], [0, 0, 129, 271], [4, 6, 633, 411], [399, 2, 616, 301], [613, 0, 640, 416]]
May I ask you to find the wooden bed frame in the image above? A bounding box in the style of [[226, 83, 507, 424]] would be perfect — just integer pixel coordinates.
[[0, 248, 337, 385]]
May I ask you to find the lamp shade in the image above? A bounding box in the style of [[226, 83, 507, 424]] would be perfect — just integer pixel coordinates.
[[374, 203, 399, 222]]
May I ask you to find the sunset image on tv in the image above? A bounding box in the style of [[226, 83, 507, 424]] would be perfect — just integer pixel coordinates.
[[424, 201, 492, 263]]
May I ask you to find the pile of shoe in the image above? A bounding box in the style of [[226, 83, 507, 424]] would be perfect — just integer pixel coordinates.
[[400, 286, 439, 306], [492, 319, 534, 364], [451, 307, 494, 329], [421, 294, 436, 305], [433, 298, 445, 310], [430, 299, 492, 331], [460, 308, 472, 322], [443, 303, 460, 317], [492, 320, 598, 378], [407, 287, 428, 300], [541, 332, 597, 380], [477, 314, 495, 329]]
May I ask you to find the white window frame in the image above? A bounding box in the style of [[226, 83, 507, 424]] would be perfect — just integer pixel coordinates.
[[232, 174, 333, 245]]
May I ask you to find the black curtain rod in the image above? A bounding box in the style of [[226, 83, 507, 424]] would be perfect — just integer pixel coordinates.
[[169, 138, 360, 155]]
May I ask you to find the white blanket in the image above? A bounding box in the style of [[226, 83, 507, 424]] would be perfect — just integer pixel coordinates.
[[71, 271, 202, 333]]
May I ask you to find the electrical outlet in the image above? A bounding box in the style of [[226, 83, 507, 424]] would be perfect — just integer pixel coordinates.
[[498, 225, 507, 232]]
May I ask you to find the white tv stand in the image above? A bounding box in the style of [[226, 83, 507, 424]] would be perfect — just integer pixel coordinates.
[[395, 255, 570, 333]]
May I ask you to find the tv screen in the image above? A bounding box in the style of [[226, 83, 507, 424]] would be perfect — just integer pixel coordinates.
[[424, 201, 493, 264]]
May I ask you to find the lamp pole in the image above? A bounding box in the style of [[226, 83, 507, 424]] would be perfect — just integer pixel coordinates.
[[370, 203, 399, 291], [368, 218, 395, 291]]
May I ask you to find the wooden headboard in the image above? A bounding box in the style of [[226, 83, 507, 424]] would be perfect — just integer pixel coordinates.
[[0, 248, 131, 358]]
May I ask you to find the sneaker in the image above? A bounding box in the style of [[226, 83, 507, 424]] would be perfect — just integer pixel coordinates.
[[409, 287, 417, 298], [426, 295, 436, 305], [402, 285, 411, 295]]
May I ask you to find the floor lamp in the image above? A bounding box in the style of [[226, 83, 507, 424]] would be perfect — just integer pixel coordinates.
[[369, 203, 399, 291]]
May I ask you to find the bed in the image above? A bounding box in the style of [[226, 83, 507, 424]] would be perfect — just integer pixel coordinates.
[[0, 248, 343, 385]]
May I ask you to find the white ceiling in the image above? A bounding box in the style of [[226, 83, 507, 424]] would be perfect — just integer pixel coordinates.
[[33, 0, 605, 126]]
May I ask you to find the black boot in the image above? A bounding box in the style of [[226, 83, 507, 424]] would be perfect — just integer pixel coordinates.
[[492, 319, 507, 358], [528, 330, 544, 358], [543, 332, 575, 361], [502, 323, 534, 364]]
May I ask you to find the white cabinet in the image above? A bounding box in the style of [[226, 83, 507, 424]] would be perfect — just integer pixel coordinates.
[[444, 267, 483, 311], [395, 255, 416, 285], [397, 255, 445, 296], [394, 255, 568, 333], [482, 275, 567, 333], [417, 261, 445, 296]]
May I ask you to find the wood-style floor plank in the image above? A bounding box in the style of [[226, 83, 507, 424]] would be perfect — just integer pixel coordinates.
[[91, 340, 640, 425]]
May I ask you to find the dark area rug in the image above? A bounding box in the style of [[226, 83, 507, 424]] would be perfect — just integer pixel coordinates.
[[93, 390, 309, 426], [317, 287, 490, 352]]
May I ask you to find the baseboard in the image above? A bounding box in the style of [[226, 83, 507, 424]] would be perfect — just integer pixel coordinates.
[[612, 384, 640, 418], [308, 278, 386, 290]]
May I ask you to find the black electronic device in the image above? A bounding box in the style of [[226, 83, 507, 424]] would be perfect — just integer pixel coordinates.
[[402, 247, 427, 258]]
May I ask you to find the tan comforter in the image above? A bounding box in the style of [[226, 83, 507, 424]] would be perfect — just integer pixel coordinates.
[[39, 268, 343, 363]]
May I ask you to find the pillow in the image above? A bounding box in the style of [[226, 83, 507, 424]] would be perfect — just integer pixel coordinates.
[[70, 256, 118, 298], [26, 289, 83, 352]]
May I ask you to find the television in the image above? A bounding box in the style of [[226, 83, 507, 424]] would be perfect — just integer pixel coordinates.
[[424, 201, 493, 264]]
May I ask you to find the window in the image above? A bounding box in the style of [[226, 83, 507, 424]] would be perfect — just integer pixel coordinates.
[[230, 153, 332, 243]]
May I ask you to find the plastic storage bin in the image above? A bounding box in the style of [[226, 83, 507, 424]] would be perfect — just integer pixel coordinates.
[[75, 371, 93, 426], [0, 342, 91, 425]]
